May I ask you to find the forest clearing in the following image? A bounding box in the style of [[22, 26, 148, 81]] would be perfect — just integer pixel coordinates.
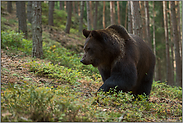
[[1, 1, 182, 122]]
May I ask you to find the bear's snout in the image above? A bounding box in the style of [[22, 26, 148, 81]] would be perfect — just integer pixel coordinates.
[[80, 59, 84, 64], [80, 58, 88, 65]]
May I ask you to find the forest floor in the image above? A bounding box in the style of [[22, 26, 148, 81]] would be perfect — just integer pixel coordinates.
[[1, 2, 182, 122]]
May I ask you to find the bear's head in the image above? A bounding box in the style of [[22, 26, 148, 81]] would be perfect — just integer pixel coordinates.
[[80, 29, 106, 67]]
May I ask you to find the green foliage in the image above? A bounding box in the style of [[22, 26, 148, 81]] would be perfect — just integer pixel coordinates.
[[152, 81, 182, 100], [1, 82, 89, 122], [1, 30, 24, 49], [1, 30, 32, 55], [27, 61, 83, 85], [42, 38, 99, 77]]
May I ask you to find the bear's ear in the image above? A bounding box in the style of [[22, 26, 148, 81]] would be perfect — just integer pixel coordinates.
[[91, 30, 103, 40], [83, 29, 91, 38]]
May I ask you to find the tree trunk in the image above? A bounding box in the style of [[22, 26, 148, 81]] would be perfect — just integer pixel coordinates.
[[139, 1, 146, 41], [152, 1, 157, 80], [127, 1, 132, 33], [117, 1, 121, 24], [73, 2, 75, 14], [110, 1, 115, 25], [65, 1, 72, 33], [125, 2, 128, 29], [86, 1, 91, 30], [144, 1, 151, 48], [93, 1, 98, 30], [103, 1, 106, 29], [59, 1, 63, 10], [163, 1, 173, 86], [78, 1, 80, 16], [7, 1, 12, 13], [175, 1, 182, 58], [79, 1, 84, 32], [64, 1, 66, 11], [171, 1, 182, 86], [32, 1, 43, 58], [17, 2, 27, 39], [27, 1, 32, 24], [169, 1, 175, 85], [48, 2, 54, 26], [16, 2, 19, 18], [89, 1, 93, 29], [130, 1, 142, 37]]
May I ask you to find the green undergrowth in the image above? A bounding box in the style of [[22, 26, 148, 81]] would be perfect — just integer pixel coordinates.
[[1, 30, 99, 78], [1, 80, 182, 122]]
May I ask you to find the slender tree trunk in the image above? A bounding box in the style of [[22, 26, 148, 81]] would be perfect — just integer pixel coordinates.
[[169, 1, 175, 85], [89, 1, 93, 29], [78, 1, 80, 16], [48, 2, 54, 26], [59, 1, 63, 10], [17, 2, 27, 39], [125, 2, 128, 29], [171, 1, 182, 86], [163, 1, 173, 86], [64, 1, 66, 11], [130, 1, 142, 37], [175, 1, 182, 58], [86, 1, 91, 30], [16, 2, 19, 18], [7, 1, 12, 13], [73, 2, 75, 14], [128, 1, 132, 33], [93, 1, 98, 30], [144, 1, 151, 48], [139, 1, 146, 41], [117, 1, 121, 24], [110, 1, 115, 25], [79, 1, 84, 32], [27, 1, 32, 24], [32, 1, 43, 58], [103, 1, 106, 29], [65, 1, 72, 33], [152, 1, 157, 80]]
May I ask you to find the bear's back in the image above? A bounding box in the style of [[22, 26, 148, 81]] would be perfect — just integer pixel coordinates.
[[107, 25, 130, 40]]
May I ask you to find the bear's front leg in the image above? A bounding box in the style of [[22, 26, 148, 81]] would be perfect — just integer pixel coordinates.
[[98, 63, 137, 93]]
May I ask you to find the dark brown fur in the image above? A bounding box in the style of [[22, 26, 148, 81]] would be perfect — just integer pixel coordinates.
[[81, 25, 155, 97]]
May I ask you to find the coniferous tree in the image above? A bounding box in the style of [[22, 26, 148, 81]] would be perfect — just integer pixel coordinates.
[[48, 1, 54, 26], [163, 1, 173, 85], [65, 1, 72, 33], [86, 1, 91, 30], [27, 1, 32, 24], [93, 1, 98, 30], [110, 1, 115, 25], [17, 2, 27, 39], [130, 1, 142, 37], [144, 1, 151, 48], [79, 1, 84, 32], [32, 1, 43, 58], [117, 1, 121, 24], [103, 1, 106, 28], [171, 1, 182, 86], [7, 1, 12, 13]]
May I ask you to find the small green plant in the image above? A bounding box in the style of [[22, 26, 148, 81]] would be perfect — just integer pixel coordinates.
[[1, 30, 24, 49]]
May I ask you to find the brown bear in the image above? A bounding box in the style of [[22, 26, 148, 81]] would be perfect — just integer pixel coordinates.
[[80, 24, 155, 97]]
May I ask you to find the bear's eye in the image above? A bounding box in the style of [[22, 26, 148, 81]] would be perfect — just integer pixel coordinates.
[[86, 47, 91, 51]]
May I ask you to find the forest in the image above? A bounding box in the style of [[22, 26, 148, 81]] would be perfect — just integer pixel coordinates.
[[1, 1, 182, 122]]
